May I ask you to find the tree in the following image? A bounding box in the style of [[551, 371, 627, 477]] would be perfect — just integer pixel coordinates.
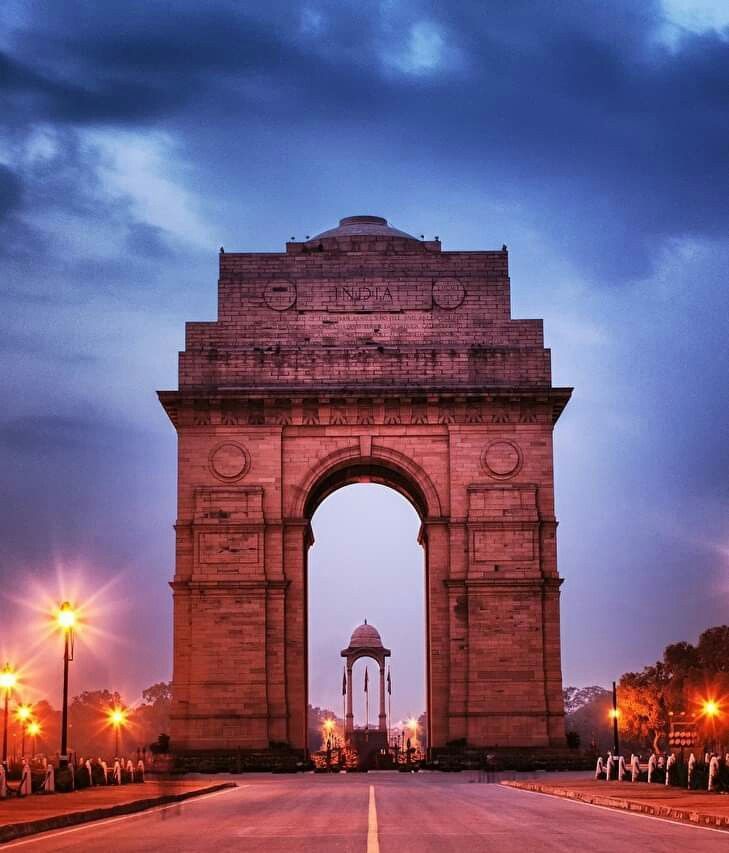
[[563, 686, 610, 716], [619, 666, 670, 752], [68, 689, 125, 757], [135, 681, 172, 747], [563, 686, 611, 752]]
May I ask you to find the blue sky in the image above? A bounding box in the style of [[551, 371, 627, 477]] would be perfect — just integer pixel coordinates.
[[1, 1, 727, 723]]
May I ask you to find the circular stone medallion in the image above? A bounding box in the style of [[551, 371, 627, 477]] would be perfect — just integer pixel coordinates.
[[482, 440, 522, 479], [432, 279, 465, 309], [264, 280, 297, 311], [209, 442, 250, 481]]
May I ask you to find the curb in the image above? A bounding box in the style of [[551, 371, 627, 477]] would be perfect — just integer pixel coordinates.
[[0, 782, 237, 844], [502, 781, 729, 831]]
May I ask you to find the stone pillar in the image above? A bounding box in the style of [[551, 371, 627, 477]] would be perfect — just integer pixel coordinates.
[[345, 663, 354, 734], [378, 663, 387, 732]]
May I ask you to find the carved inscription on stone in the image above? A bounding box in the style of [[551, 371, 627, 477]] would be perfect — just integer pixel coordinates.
[[200, 532, 258, 564], [295, 281, 432, 312], [432, 279, 465, 309], [264, 281, 297, 311]]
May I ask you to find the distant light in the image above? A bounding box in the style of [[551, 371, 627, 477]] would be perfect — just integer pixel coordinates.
[[703, 700, 719, 718], [27, 721, 41, 737], [16, 704, 32, 722], [0, 664, 17, 691], [323, 719, 335, 732], [608, 709, 620, 720], [407, 717, 418, 730]]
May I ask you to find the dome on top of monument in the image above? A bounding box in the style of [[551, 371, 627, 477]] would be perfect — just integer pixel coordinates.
[[307, 215, 417, 242], [349, 620, 383, 648]]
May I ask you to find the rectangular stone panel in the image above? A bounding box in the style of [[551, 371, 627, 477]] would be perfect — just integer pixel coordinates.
[[468, 485, 538, 521], [473, 529, 535, 562], [194, 487, 264, 524], [199, 532, 258, 564]]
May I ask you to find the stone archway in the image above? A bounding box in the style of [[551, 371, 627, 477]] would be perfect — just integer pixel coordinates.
[[288, 449, 442, 753], [159, 214, 572, 768]]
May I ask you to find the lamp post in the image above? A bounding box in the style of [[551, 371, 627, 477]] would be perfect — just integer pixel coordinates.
[[56, 601, 76, 767], [27, 721, 41, 758], [109, 708, 126, 758], [16, 705, 31, 758], [702, 699, 719, 753], [0, 663, 17, 767], [609, 681, 620, 755]]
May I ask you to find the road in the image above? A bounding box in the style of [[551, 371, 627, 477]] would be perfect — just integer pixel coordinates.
[[6, 772, 728, 852]]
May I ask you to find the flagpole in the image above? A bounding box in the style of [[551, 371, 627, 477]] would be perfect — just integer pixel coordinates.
[[342, 667, 346, 747], [365, 666, 369, 731], [387, 667, 392, 748]]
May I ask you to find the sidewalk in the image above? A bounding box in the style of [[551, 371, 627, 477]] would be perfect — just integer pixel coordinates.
[[503, 778, 729, 830], [0, 780, 236, 843]]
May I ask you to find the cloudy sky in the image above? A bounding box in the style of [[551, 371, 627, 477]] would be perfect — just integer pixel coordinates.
[[1, 1, 728, 725]]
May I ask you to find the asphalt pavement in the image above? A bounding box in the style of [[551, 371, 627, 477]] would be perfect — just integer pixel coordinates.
[[5, 772, 728, 852]]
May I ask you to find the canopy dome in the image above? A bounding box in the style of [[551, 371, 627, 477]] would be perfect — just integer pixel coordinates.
[[307, 215, 417, 242], [349, 621, 383, 648]]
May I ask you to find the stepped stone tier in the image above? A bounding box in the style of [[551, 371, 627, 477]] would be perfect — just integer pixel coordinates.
[[158, 214, 572, 764]]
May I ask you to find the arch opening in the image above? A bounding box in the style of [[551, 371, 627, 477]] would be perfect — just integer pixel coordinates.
[[306, 482, 427, 758]]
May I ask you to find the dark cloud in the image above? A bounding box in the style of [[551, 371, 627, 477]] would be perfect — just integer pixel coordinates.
[[1, 1, 727, 280], [0, 164, 22, 222]]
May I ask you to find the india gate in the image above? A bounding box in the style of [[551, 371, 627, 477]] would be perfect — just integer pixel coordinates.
[[158, 214, 572, 765]]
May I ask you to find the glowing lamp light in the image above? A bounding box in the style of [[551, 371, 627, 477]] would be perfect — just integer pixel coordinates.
[[407, 717, 418, 731], [703, 700, 719, 718], [56, 602, 76, 631], [323, 719, 335, 732], [0, 664, 17, 691], [608, 709, 620, 720], [16, 704, 32, 722], [109, 707, 127, 727], [27, 721, 41, 737]]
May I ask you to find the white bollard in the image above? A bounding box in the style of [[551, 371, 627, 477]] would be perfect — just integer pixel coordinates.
[[595, 756, 604, 779], [665, 753, 675, 786], [113, 760, 121, 784], [688, 753, 696, 788], [85, 759, 94, 786], [709, 755, 719, 791], [43, 764, 55, 793], [0, 764, 7, 799], [630, 754, 640, 782], [647, 753, 656, 783], [618, 755, 626, 781], [606, 754, 615, 781], [19, 761, 32, 796]]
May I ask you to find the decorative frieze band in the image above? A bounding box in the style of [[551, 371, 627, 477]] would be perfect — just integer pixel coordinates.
[[165, 393, 559, 429]]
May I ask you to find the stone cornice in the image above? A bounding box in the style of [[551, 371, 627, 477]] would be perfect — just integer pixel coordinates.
[[158, 387, 571, 428]]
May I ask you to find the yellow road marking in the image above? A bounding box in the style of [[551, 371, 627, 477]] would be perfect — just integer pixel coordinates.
[[367, 784, 379, 853]]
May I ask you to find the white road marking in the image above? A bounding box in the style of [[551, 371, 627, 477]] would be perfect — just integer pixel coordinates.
[[2, 784, 244, 848], [505, 785, 729, 835], [367, 784, 379, 853]]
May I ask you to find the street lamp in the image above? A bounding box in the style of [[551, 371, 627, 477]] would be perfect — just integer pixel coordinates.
[[703, 700, 719, 718], [16, 704, 32, 758], [27, 721, 41, 757], [0, 663, 17, 767], [108, 707, 127, 757], [55, 601, 76, 767], [610, 681, 620, 755]]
